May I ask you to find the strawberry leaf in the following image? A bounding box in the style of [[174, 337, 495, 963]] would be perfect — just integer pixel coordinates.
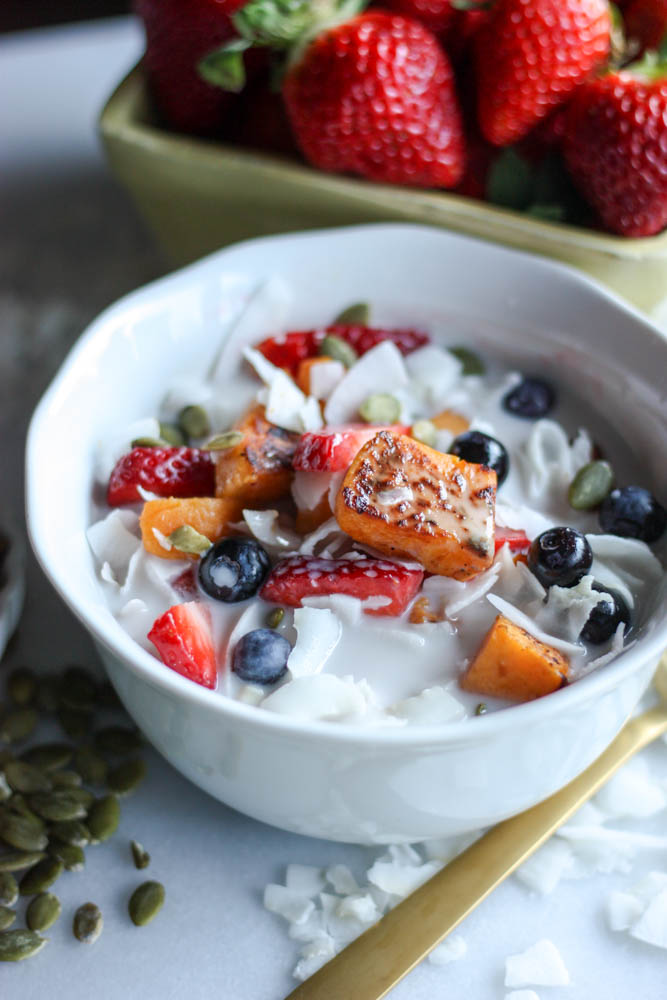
[[198, 40, 252, 92]]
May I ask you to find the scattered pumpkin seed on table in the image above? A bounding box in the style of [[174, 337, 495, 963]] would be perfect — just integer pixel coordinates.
[[108, 758, 146, 796], [0, 928, 47, 961], [130, 840, 150, 870], [22, 742, 73, 772], [73, 902, 103, 944], [49, 819, 91, 847], [0, 906, 15, 931], [94, 726, 142, 756], [49, 842, 85, 872], [19, 856, 63, 896], [0, 707, 38, 743], [73, 746, 108, 785], [0, 850, 46, 872], [28, 790, 88, 822], [50, 769, 82, 789], [128, 881, 165, 926], [8, 669, 37, 707], [87, 794, 120, 843], [0, 811, 48, 852], [26, 892, 61, 932], [0, 872, 18, 905], [5, 760, 52, 794], [57, 707, 92, 743], [59, 667, 97, 711]]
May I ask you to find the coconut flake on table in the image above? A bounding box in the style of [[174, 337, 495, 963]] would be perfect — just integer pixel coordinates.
[[594, 758, 667, 819], [366, 855, 442, 898], [285, 865, 326, 898], [325, 865, 360, 895], [428, 934, 467, 966], [244, 347, 323, 432], [630, 888, 667, 949], [287, 607, 342, 679], [292, 935, 336, 981], [404, 344, 462, 406], [504, 939, 570, 988], [323, 340, 409, 425], [515, 839, 576, 895], [264, 884, 315, 925], [242, 509, 300, 550], [87, 509, 141, 584]]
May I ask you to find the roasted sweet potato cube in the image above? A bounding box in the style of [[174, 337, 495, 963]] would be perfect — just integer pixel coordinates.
[[140, 497, 239, 559], [335, 431, 496, 580], [461, 615, 569, 701], [431, 409, 470, 435], [215, 405, 299, 508], [295, 494, 332, 534]]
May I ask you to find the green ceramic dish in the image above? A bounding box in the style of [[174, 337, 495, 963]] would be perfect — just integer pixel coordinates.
[[99, 65, 667, 313]]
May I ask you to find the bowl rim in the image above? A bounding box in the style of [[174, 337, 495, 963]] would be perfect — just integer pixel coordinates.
[[99, 64, 667, 262], [26, 222, 667, 748]]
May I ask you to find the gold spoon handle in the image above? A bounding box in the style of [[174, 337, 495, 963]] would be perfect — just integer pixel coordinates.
[[286, 706, 667, 1000]]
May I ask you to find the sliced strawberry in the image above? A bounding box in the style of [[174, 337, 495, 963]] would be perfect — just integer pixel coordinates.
[[107, 447, 215, 505], [260, 555, 424, 617], [256, 324, 430, 376], [170, 567, 199, 600], [293, 425, 410, 473], [148, 601, 217, 688], [494, 527, 530, 553]]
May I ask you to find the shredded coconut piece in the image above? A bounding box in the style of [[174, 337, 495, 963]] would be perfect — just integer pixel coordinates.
[[264, 885, 315, 925], [504, 939, 570, 988], [428, 934, 467, 966], [630, 889, 667, 949], [285, 865, 325, 898], [326, 865, 359, 895]]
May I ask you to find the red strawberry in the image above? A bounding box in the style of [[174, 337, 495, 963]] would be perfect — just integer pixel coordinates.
[[380, 0, 456, 35], [256, 325, 429, 376], [293, 425, 410, 473], [260, 555, 424, 617], [494, 527, 530, 553], [170, 567, 200, 600], [624, 0, 667, 54], [562, 66, 667, 236], [475, 0, 611, 146], [107, 447, 215, 506], [148, 601, 217, 688]]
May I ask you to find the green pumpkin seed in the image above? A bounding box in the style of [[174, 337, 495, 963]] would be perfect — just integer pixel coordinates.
[[568, 460, 614, 511], [411, 419, 437, 447], [49, 842, 84, 872], [448, 346, 485, 376], [0, 750, 14, 766], [0, 873, 18, 905], [5, 761, 52, 795], [0, 850, 46, 872], [359, 393, 401, 425], [8, 669, 37, 707], [26, 893, 61, 932], [94, 726, 142, 757], [130, 436, 169, 448], [87, 795, 120, 843], [130, 840, 150, 870], [29, 791, 89, 822], [159, 422, 186, 447], [265, 607, 285, 629], [333, 302, 370, 326], [319, 334, 358, 368], [0, 708, 38, 744], [0, 773, 11, 802], [73, 747, 108, 786], [168, 525, 212, 556], [179, 405, 211, 439], [96, 682, 122, 711], [0, 928, 47, 961], [35, 677, 60, 714], [0, 812, 48, 852], [475, 702, 488, 716], [57, 707, 92, 743], [50, 770, 82, 789], [22, 743, 73, 772], [0, 906, 15, 931], [108, 759, 146, 797], [59, 667, 97, 712], [49, 820, 90, 848], [128, 881, 165, 926], [73, 903, 103, 943], [19, 856, 63, 895], [204, 430, 243, 451]]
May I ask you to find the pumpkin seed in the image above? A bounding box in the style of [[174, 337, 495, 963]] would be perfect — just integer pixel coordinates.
[[87, 795, 120, 843], [568, 460, 614, 511], [0, 773, 11, 802], [94, 726, 142, 757], [0, 928, 47, 961], [29, 791, 89, 822], [0, 850, 46, 872], [128, 881, 165, 926], [8, 669, 37, 707], [96, 682, 122, 711], [0, 906, 15, 931], [179, 405, 211, 439], [475, 702, 488, 716], [26, 892, 61, 932], [19, 856, 63, 895], [73, 903, 103, 944], [0, 812, 48, 852], [130, 840, 150, 870], [204, 430, 243, 451], [448, 346, 485, 376], [130, 436, 169, 448], [108, 759, 146, 797], [49, 820, 91, 848], [265, 607, 285, 629], [359, 393, 401, 425], [73, 747, 108, 786], [168, 525, 212, 556], [0, 750, 13, 766], [319, 334, 358, 368], [159, 422, 186, 447], [57, 707, 92, 743], [0, 708, 38, 743], [333, 302, 370, 326], [410, 419, 437, 447], [59, 667, 97, 712], [22, 743, 73, 772], [0, 873, 18, 905], [51, 769, 82, 789], [49, 842, 85, 872], [35, 677, 60, 714], [5, 761, 52, 795]]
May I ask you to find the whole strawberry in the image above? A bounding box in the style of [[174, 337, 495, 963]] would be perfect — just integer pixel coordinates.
[[624, 0, 667, 55], [475, 0, 612, 146], [563, 64, 667, 236], [380, 0, 455, 35]]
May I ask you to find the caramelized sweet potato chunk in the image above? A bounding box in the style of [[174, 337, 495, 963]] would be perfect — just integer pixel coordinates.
[[140, 497, 239, 559], [461, 615, 569, 701], [335, 431, 496, 580], [215, 405, 299, 508], [295, 494, 332, 534]]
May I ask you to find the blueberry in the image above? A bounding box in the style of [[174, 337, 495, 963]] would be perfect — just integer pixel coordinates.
[[502, 377, 555, 419], [598, 486, 666, 544], [232, 629, 291, 684], [528, 527, 592, 588], [198, 537, 270, 603], [580, 583, 631, 645], [450, 431, 509, 487]]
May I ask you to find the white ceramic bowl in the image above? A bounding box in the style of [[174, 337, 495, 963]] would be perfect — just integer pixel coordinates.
[[26, 224, 667, 845]]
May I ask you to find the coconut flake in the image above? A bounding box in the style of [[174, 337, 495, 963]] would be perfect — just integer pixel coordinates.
[[292, 471, 332, 512], [607, 890, 645, 932], [244, 347, 322, 432], [630, 888, 667, 949], [335, 893, 379, 924], [486, 594, 582, 656], [309, 359, 346, 400], [428, 934, 467, 966], [405, 345, 462, 405], [504, 939, 570, 988], [287, 607, 342, 679], [515, 839, 575, 895], [366, 858, 441, 898], [87, 509, 141, 583], [389, 686, 465, 725], [324, 341, 409, 425], [594, 758, 667, 819], [285, 865, 326, 898], [264, 885, 315, 925], [528, 575, 609, 645], [325, 865, 359, 895], [261, 674, 367, 721], [293, 936, 336, 981], [242, 509, 300, 550]]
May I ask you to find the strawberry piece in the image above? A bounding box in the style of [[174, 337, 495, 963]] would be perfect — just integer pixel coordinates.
[[256, 324, 429, 376], [495, 527, 530, 553], [474, 0, 611, 146], [148, 601, 217, 688], [170, 567, 200, 600], [107, 447, 215, 506], [293, 425, 410, 473], [260, 555, 424, 617]]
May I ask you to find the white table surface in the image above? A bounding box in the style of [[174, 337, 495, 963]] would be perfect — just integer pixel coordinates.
[[1, 18, 666, 1000]]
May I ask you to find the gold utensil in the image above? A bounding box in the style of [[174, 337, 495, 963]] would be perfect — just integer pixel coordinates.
[[287, 655, 667, 1000]]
